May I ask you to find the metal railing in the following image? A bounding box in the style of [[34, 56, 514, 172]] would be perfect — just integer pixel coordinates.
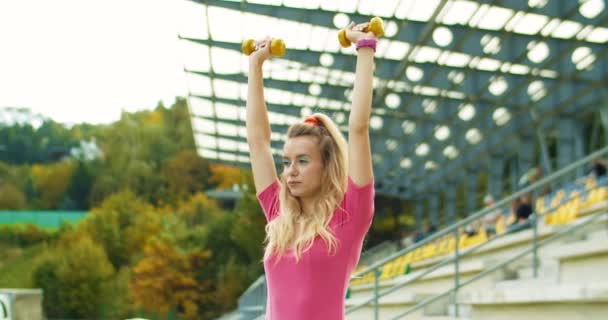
[[237, 275, 267, 319], [232, 146, 607, 320], [345, 145, 608, 319]]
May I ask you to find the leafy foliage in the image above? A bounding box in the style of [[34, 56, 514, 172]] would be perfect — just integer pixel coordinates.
[[81, 190, 160, 269], [131, 238, 213, 320], [1, 99, 270, 319], [32, 234, 115, 319], [0, 183, 26, 209]]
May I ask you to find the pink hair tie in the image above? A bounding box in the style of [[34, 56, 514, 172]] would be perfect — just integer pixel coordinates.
[[356, 38, 377, 52], [303, 116, 319, 126]]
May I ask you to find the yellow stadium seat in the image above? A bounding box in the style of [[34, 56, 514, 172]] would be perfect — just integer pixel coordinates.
[[393, 258, 409, 276], [506, 211, 516, 225], [496, 215, 506, 235], [550, 189, 565, 210], [585, 189, 599, 207], [380, 260, 397, 280], [412, 247, 424, 263], [403, 251, 413, 265], [437, 237, 450, 255], [535, 197, 546, 215], [422, 244, 435, 260], [545, 210, 555, 225], [458, 233, 469, 249], [599, 187, 608, 201], [585, 176, 597, 190], [564, 201, 579, 223], [446, 236, 455, 254]]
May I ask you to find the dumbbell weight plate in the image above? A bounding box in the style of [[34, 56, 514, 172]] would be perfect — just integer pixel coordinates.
[[270, 39, 286, 57], [242, 39, 256, 55], [338, 29, 351, 48], [367, 17, 384, 37]]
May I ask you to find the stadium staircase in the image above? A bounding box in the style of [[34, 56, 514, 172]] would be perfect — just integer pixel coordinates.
[[224, 146, 608, 320]]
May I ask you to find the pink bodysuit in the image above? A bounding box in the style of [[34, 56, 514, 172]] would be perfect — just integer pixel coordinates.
[[257, 177, 375, 320]]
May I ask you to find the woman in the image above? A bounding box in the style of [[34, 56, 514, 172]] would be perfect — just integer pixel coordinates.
[[246, 21, 376, 319]]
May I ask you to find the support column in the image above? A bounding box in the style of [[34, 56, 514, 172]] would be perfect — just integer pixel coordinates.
[[600, 107, 608, 146], [488, 153, 504, 199], [445, 184, 456, 226], [527, 104, 552, 176], [428, 191, 439, 229], [558, 117, 576, 185], [414, 198, 424, 233], [510, 157, 518, 193], [518, 132, 536, 184], [574, 120, 585, 177], [466, 169, 478, 215]]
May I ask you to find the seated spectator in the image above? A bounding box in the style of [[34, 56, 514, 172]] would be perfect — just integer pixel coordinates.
[[463, 212, 480, 237], [590, 158, 607, 179], [481, 194, 501, 237], [414, 224, 439, 243], [576, 158, 606, 185], [508, 194, 534, 234], [506, 198, 520, 225], [464, 222, 478, 237], [516, 194, 533, 222], [427, 224, 437, 235], [413, 230, 425, 243], [399, 231, 414, 249]]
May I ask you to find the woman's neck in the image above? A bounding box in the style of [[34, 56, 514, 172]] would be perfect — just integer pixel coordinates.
[[299, 196, 316, 215]]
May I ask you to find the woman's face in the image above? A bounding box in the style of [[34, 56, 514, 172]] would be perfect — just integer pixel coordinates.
[[282, 136, 324, 199]]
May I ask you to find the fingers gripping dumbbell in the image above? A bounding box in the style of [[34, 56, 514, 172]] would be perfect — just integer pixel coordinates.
[[242, 39, 286, 56], [337, 17, 384, 48]]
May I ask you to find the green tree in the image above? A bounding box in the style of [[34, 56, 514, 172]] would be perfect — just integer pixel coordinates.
[[0, 183, 26, 209], [30, 161, 74, 209], [162, 150, 212, 204], [32, 234, 114, 319], [0, 116, 78, 164], [65, 160, 94, 209], [82, 190, 159, 269]]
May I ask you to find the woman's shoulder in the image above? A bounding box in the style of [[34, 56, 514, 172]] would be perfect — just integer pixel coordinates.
[[346, 176, 375, 194]]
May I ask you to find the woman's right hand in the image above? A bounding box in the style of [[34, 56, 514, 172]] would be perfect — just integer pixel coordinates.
[[249, 37, 272, 66]]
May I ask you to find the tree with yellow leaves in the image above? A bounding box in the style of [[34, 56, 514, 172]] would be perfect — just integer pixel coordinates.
[[130, 238, 213, 320]]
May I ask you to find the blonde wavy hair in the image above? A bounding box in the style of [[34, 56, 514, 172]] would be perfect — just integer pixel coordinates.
[[264, 113, 348, 262]]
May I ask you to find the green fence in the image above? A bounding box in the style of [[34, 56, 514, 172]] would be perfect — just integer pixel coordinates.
[[0, 211, 87, 229]]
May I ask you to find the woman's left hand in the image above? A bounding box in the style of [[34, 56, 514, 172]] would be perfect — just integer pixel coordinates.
[[345, 22, 377, 43]]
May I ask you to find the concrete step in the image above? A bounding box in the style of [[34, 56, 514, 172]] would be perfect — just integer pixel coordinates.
[[460, 282, 608, 320], [494, 277, 559, 291], [516, 259, 559, 280], [345, 291, 451, 320], [463, 282, 608, 304], [447, 303, 472, 318], [587, 229, 608, 241]]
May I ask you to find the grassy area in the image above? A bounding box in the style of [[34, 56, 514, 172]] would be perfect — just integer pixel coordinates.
[[0, 242, 48, 288]]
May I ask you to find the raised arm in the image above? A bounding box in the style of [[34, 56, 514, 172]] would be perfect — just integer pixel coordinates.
[[346, 23, 375, 186], [246, 38, 278, 194]]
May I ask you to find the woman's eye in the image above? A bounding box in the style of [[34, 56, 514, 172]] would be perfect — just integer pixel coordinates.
[[282, 161, 290, 166], [299, 159, 308, 164]]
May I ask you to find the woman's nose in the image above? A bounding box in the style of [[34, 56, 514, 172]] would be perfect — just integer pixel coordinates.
[[287, 163, 298, 175]]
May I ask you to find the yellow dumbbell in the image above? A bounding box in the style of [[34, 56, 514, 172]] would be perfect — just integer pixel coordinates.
[[242, 38, 286, 56], [338, 17, 385, 48]]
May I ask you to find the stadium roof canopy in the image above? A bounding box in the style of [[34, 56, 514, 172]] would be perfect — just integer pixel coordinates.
[[181, 0, 607, 199]]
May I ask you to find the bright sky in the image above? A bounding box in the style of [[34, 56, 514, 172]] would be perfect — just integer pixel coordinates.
[[0, 0, 204, 125], [1, 0, 605, 131]]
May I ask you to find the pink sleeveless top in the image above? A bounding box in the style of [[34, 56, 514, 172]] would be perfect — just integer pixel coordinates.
[[257, 177, 375, 319]]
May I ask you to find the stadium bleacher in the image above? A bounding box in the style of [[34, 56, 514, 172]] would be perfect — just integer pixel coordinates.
[[344, 175, 608, 319]]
